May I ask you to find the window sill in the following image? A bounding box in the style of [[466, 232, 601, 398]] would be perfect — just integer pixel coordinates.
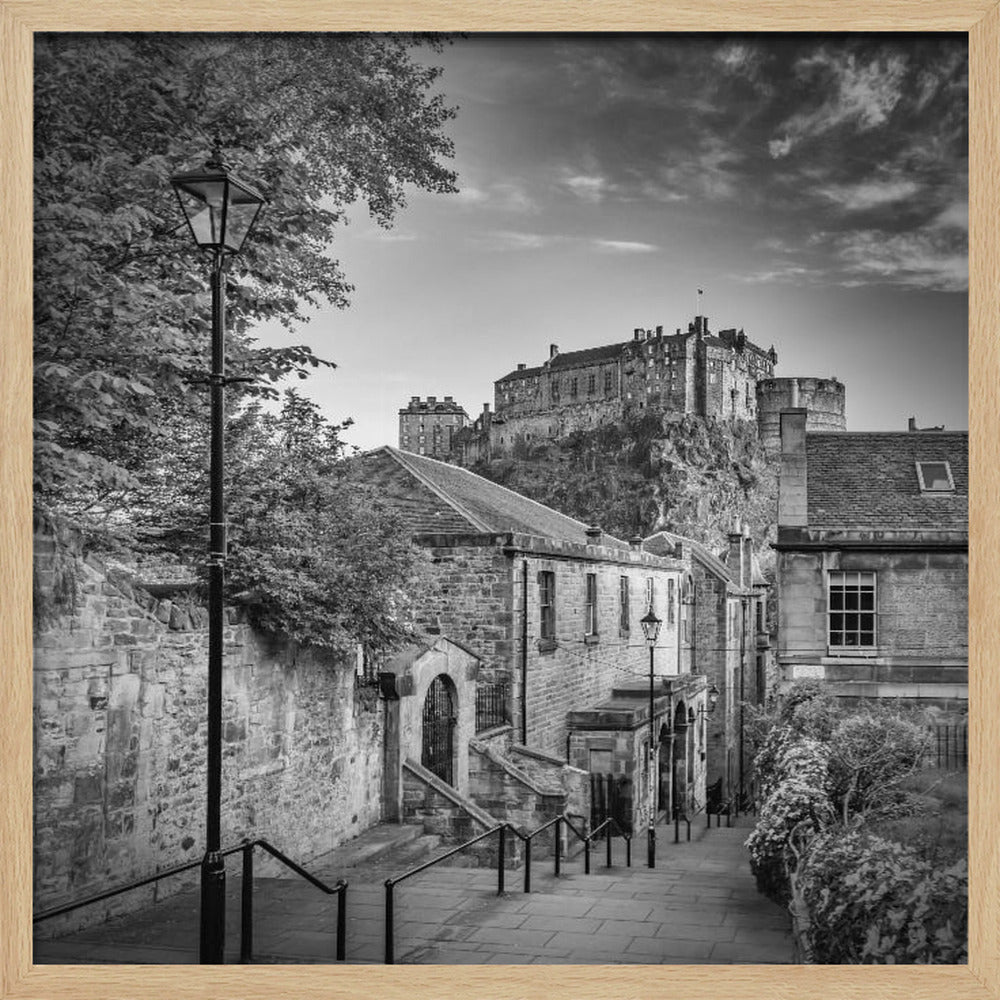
[[537, 638, 558, 654], [827, 647, 879, 658], [584, 634, 600, 646]]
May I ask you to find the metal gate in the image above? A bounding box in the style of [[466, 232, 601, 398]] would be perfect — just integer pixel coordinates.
[[422, 675, 456, 785]]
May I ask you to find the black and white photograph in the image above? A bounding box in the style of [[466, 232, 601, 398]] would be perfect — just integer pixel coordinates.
[[30, 31, 969, 968]]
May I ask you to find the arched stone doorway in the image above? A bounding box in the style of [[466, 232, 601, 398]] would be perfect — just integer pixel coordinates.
[[672, 701, 689, 817], [421, 673, 457, 785]]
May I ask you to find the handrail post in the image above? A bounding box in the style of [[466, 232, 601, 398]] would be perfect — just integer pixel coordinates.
[[674, 812, 680, 844], [626, 835, 631, 868], [686, 817, 691, 842], [336, 882, 346, 962], [584, 836, 591, 875], [240, 842, 253, 964], [384, 881, 394, 965], [606, 827, 612, 868], [555, 818, 561, 877], [524, 836, 532, 894], [497, 825, 506, 895]]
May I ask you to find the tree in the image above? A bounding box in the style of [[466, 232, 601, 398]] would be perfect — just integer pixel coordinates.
[[33, 33, 457, 526], [201, 391, 417, 653]]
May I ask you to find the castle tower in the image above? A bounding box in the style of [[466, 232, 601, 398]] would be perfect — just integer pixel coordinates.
[[756, 377, 846, 451]]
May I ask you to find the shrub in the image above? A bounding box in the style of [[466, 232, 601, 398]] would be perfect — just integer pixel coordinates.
[[746, 737, 831, 904], [797, 828, 967, 964], [827, 711, 932, 821]]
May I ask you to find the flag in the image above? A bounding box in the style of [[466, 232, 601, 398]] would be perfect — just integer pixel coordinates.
[[697, 288, 704, 294]]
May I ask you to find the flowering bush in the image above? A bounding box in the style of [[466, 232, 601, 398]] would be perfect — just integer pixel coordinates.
[[796, 828, 967, 964]]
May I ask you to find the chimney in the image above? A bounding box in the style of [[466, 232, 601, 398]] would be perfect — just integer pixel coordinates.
[[790, 378, 799, 408], [427, 395, 437, 404], [634, 328, 643, 342], [550, 344, 559, 359], [629, 535, 644, 551], [483, 403, 491, 415], [908, 417, 917, 432], [444, 395, 453, 403], [742, 523, 754, 592], [410, 396, 420, 403], [585, 525, 602, 543], [778, 409, 808, 528], [656, 325, 663, 337], [517, 363, 526, 371], [645, 329, 653, 341]]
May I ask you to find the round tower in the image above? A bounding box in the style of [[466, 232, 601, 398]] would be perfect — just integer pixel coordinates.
[[756, 376, 846, 451]]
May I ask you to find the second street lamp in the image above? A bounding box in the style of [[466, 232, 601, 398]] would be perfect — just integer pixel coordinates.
[[640, 609, 662, 869], [170, 155, 265, 965]]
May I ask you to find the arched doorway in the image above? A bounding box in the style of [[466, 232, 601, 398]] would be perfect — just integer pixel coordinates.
[[672, 701, 689, 817], [422, 674, 457, 785]]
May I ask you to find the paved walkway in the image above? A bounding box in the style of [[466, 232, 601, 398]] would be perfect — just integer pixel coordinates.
[[34, 820, 795, 965]]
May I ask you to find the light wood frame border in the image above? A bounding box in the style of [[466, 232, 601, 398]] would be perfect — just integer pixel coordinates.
[[1, 4, 995, 998]]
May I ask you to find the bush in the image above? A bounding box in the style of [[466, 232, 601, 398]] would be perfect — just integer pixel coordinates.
[[746, 737, 831, 904], [827, 711, 932, 821], [796, 828, 967, 964]]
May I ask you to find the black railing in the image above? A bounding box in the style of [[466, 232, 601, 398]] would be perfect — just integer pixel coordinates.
[[932, 722, 968, 770], [34, 839, 347, 963], [384, 823, 506, 964], [383, 811, 632, 963], [475, 679, 510, 732]]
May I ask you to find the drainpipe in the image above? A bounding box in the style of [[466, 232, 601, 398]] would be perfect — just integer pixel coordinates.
[[739, 595, 747, 809], [522, 559, 529, 745]]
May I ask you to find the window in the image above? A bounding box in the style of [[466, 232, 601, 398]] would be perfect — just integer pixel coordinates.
[[916, 461, 955, 492], [539, 571, 556, 640], [585, 573, 598, 636], [619, 576, 630, 634], [604, 371, 613, 392], [828, 571, 876, 649], [667, 578, 676, 624], [570, 378, 578, 399], [646, 577, 654, 613], [588, 374, 596, 394]]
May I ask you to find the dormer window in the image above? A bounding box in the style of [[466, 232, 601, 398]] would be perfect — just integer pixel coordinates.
[[916, 461, 955, 492]]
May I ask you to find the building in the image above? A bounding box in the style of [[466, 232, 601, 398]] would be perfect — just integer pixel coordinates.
[[483, 315, 778, 456], [398, 395, 469, 459], [353, 446, 721, 833], [773, 410, 968, 716], [756, 376, 847, 452], [644, 524, 772, 811]]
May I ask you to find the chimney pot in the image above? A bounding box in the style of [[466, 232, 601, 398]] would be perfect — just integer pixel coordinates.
[[634, 328, 643, 341], [550, 344, 559, 359], [656, 325, 663, 337], [444, 395, 453, 403], [428, 396, 437, 404], [517, 363, 526, 371], [629, 535, 644, 551], [585, 525, 602, 542]]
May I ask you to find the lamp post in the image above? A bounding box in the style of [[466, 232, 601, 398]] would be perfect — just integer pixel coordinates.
[[170, 156, 265, 965], [640, 609, 662, 869]]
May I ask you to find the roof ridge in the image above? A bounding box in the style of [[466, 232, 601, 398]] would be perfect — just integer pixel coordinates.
[[382, 446, 629, 546], [379, 447, 492, 533]]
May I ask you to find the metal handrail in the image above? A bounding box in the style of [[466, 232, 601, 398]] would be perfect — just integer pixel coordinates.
[[34, 838, 347, 963], [384, 823, 505, 964]]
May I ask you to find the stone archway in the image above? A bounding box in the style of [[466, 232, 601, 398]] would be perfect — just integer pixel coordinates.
[[421, 673, 457, 785]]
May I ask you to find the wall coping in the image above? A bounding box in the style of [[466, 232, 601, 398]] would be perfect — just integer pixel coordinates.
[[402, 758, 498, 829]]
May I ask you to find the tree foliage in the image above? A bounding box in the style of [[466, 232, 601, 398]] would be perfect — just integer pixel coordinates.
[[219, 392, 417, 653], [34, 32, 457, 522]]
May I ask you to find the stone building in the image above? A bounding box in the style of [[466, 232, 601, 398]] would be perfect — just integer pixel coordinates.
[[353, 446, 717, 833], [643, 525, 771, 811], [756, 376, 847, 452], [482, 315, 778, 457], [398, 395, 469, 459], [774, 410, 967, 715]]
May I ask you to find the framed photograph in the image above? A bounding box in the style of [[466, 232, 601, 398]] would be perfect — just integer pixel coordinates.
[[3, 2, 996, 998]]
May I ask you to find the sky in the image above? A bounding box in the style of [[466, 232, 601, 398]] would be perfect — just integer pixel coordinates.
[[255, 34, 969, 451]]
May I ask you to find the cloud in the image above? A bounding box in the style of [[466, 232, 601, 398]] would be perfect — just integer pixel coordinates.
[[817, 178, 920, 212], [562, 173, 613, 202], [932, 201, 968, 231], [591, 239, 659, 253], [474, 229, 560, 251], [769, 49, 908, 157], [830, 229, 967, 292], [453, 180, 536, 213]]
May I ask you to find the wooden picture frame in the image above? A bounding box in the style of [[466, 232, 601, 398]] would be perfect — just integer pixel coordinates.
[[1, 3, 995, 997]]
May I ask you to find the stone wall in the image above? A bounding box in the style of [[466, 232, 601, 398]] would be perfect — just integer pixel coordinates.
[[33, 536, 383, 927]]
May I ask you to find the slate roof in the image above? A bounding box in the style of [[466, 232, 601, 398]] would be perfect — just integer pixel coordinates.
[[497, 365, 545, 383], [549, 342, 630, 370], [806, 431, 968, 530], [354, 446, 633, 551], [644, 530, 737, 587]]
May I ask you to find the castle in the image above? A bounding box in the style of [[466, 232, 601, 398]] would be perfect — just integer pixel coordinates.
[[401, 314, 846, 462]]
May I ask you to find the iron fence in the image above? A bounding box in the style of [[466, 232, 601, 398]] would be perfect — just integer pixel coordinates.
[[931, 722, 968, 770]]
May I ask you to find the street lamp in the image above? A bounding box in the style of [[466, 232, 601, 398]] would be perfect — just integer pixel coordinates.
[[698, 683, 721, 716], [640, 609, 662, 868], [170, 155, 265, 965]]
